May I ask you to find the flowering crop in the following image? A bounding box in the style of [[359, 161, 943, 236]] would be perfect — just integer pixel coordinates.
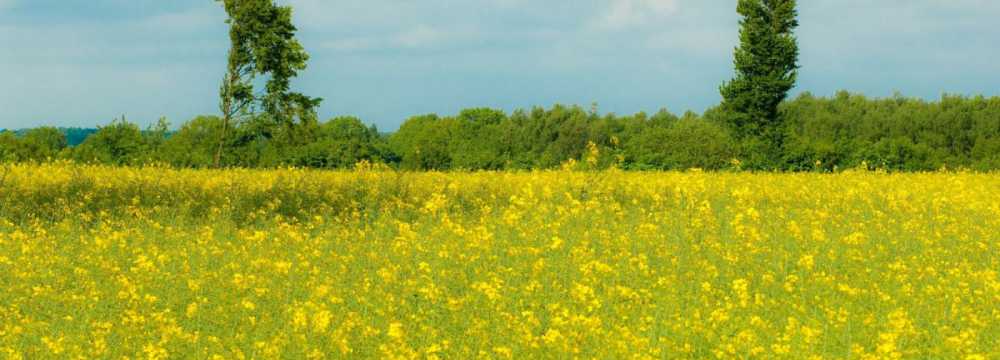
[[0, 163, 998, 359]]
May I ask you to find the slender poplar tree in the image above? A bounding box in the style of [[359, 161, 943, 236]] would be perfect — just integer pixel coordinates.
[[720, 0, 799, 148]]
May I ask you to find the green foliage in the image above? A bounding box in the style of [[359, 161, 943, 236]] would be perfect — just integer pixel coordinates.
[[720, 0, 799, 164], [624, 114, 736, 170], [0, 131, 19, 162], [159, 116, 225, 168], [7, 93, 1000, 172], [71, 119, 147, 166], [216, 0, 321, 167], [0, 127, 68, 162], [781, 92, 1000, 171], [284, 116, 390, 168], [384, 105, 725, 171], [450, 108, 508, 170], [390, 114, 455, 170], [21, 127, 68, 161]]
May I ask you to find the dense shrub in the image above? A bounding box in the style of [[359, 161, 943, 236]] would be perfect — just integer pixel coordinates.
[[6, 93, 1000, 172], [781, 92, 1000, 171], [0, 127, 67, 162], [285, 116, 390, 168], [158, 115, 224, 168], [70, 120, 146, 165]]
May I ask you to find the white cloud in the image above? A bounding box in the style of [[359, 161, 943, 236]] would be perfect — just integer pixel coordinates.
[[597, 0, 679, 30]]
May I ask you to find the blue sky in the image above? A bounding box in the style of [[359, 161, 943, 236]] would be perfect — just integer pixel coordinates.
[[1, 0, 998, 130]]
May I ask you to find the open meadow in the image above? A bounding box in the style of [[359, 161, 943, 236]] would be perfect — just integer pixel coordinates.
[[1, 163, 998, 359]]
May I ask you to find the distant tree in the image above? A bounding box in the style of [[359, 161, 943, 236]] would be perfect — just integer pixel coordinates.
[[720, 0, 799, 162], [20, 127, 68, 161], [0, 127, 68, 162], [286, 116, 389, 168], [72, 118, 145, 165], [390, 115, 455, 170], [450, 108, 507, 170], [144, 117, 171, 160], [10, 90, 1000, 172], [624, 113, 735, 170], [542, 105, 592, 168], [0, 131, 18, 162], [160, 116, 224, 168], [215, 0, 321, 167]]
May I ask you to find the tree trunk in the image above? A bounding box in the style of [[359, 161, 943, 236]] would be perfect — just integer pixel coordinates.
[[215, 71, 235, 169], [213, 116, 228, 169]]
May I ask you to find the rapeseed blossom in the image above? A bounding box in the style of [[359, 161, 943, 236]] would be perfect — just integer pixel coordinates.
[[0, 163, 997, 357]]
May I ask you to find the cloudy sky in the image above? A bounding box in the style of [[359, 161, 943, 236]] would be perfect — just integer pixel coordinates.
[[1, 0, 998, 130]]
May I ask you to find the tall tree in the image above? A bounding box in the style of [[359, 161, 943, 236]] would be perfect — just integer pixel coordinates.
[[720, 0, 799, 146], [215, 0, 321, 167]]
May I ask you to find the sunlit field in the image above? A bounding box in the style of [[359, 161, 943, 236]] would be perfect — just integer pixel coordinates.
[[1, 163, 998, 359]]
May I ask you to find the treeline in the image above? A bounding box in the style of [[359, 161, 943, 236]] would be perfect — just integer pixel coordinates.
[[2, 92, 1000, 171], [0, 127, 97, 146]]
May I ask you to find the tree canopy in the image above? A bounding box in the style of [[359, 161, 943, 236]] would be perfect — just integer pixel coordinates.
[[215, 0, 321, 167]]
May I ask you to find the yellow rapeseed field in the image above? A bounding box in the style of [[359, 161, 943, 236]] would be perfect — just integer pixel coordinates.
[[0, 163, 998, 359]]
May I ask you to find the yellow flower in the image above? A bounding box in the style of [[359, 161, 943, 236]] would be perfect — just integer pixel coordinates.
[[313, 310, 332, 333], [493, 346, 513, 358], [387, 322, 405, 339], [185, 302, 198, 318], [798, 255, 815, 270], [542, 329, 563, 345]]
